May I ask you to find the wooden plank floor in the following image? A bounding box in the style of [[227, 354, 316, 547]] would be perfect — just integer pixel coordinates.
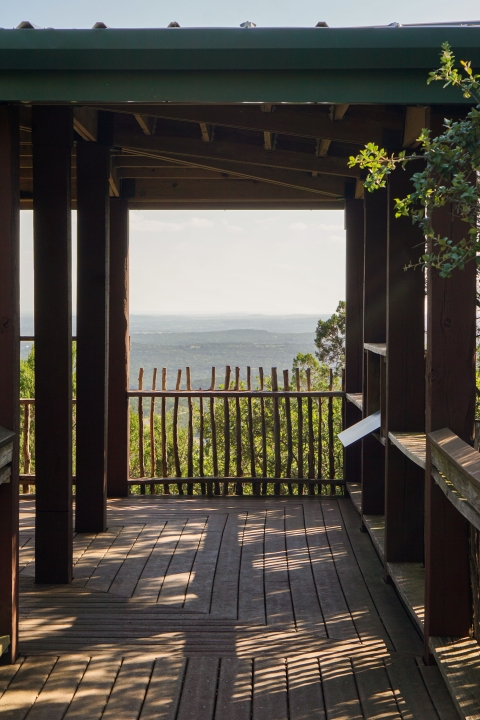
[[0, 496, 460, 719]]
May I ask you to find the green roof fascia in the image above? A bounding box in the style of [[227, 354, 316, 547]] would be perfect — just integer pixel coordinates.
[[0, 26, 479, 103]]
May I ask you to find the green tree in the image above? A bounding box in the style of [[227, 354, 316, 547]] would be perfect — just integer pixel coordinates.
[[314, 301, 345, 375]]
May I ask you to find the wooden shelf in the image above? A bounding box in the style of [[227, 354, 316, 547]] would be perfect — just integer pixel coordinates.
[[363, 514, 385, 559], [387, 562, 425, 631], [346, 392, 363, 411], [0, 635, 9, 657], [364, 342, 387, 356], [346, 482, 362, 514], [372, 432, 386, 446], [429, 636, 480, 720], [433, 468, 480, 532], [388, 431, 426, 469]]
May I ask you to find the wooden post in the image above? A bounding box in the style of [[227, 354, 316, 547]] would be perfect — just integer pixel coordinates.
[[424, 204, 475, 653], [362, 188, 387, 517], [344, 198, 364, 486], [32, 106, 73, 584], [75, 117, 111, 533], [107, 197, 129, 497], [0, 106, 20, 663], [384, 163, 425, 564]]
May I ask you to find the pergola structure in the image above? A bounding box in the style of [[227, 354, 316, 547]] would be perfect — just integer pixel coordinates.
[[0, 23, 478, 711]]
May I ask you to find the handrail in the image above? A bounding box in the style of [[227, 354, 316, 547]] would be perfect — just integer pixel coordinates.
[[128, 390, 345, 398]]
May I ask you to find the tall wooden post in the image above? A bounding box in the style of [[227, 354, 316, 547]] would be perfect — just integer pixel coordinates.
[[384, 164, 425, 563], [107, 197, 130, 497], [33, 106, 73, 584], [424, 206, 475, 654], [0, 106, 20, 663], [362, 188, 387, 516], [75, 118, 111, 532], [344, 198, 364, 485]]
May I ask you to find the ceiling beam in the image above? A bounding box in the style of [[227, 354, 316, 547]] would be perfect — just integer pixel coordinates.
[[100, 103, 402, 145], [134, 114, 156, 135], [113, 130, 360, 179], [330, 103, 350, 121], [199, 122, 214, 142], [73, 107, 97, 141]]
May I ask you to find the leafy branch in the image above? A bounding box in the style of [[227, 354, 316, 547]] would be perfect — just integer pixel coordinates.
[[348, 42, 480, 277]]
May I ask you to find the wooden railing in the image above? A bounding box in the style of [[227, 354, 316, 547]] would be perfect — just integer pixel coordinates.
[[18, 364, 345, 497], [128, 365, 345, 496]]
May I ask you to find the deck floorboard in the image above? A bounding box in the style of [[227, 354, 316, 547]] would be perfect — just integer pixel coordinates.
[[7, 496, 460, 719]]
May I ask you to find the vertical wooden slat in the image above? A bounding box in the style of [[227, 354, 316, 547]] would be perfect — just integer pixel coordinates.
[[271, 368, 281, 495], [223, 365, 231, 495], [235, 367, 243, 495], [33, 105, 73, 580], [22, 402, 31, 492], [317, 397, 323, 494], [328, 369, 335, 495], [345, 198, 364, 487], [173, 369, 182, 494], [210, 367, 219, 495], [150, 368, 157, 494], [161, 368, 169, 494], [259, 367, 268, 494], [76, 116, 112, 533], [247, 367, 257, 495], [107, 197, 129, 498], [199, 397, 206, 495], [0, 105, 20, 662], [138, 368, 145, 494], [283, 370, 293, 495], [306, 368, 315, 495], [186, 367, 194, 495], [296, 368, 304, 496]]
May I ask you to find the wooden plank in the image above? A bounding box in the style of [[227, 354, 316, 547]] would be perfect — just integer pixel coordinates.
[[85, 525, 144, 593], [346, 483, 362, 514], [71, 526, 123, 586], [210, 513, 246, 618], [0, 659, 23, 697], [64, 657, 121, 720], [303, 501, 358, 641], [186, 367, 194, 490], [385, 655, 440, 720], [176, 657, 219, 720], [253, 658, 288, 720], [386, 562, 425, 630], [101, 658, 153, 720], [139, 658, 186, 720], [0, 656, 57, 718], [271, 368, 282, 494], [432, 467, 480, 532], [429, 636, 480, 720], [353, 657, 401, 719], [363, 515, 385, 560], [287, 657, 325, 720], [264, 509, 294, 627], [215, 658, 251, 720], [223, 366, 231, 489], [23, 655, 89, 720], [158, 518, 207, 606], [320, 658, 363, 720], [75, 136, 111, 533], [388, 432, 426, 469], [32, 105, 73, 584], [238, 511, 266, 624], [133, 518, 188, 601], [346, 393, 363, 411], [138, 368, 145, 489], [183, 513, 228, 612], [416, 657, 460, 720], [108, 523, 166, 597], [107, 197, 129, 497]]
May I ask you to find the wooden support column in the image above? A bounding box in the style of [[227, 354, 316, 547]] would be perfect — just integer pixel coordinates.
[[384, 163, 425, 563], [344, 198, 364, 485], [107, 197, 129, 497], [0, 106, 20, 663], [75, 118, 111, 532], [362, 188, 387, 516], [424, 206, 475, 652], [33, 106, 73, 584]]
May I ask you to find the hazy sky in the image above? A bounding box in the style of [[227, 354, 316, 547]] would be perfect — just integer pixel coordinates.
[[13, 0, 472, 316], [20, 210, 346, 315]]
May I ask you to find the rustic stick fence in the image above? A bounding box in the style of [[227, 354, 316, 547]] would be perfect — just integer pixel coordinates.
[[18, 364, 345, 497]]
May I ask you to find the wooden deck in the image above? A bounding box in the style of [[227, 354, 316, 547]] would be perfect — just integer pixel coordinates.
[[0, 496, 459, 719]]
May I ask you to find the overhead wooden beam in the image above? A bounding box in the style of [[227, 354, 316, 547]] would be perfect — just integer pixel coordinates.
[[316, 138, 331, 158], [403, 106, 430, 148], [32, 106, 73, 584], [134, 114, 156, 136], [199, 122, 214, 142], [74, 107, 97, 141], [263, 131, 275, 151], [129, 200, 344, 210], [330, 103, 350, 121], [104, 103, 402, 145], [0, 106, 20, 664]]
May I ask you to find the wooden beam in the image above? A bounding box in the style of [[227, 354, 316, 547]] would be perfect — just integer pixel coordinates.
[[315, 139, 331, 158], [330, 104, 350, 121], [403, 106, 430, 148], [32, 106, 73, 585], [73, 107, 97, 141], [344, 198, 364, 486], [75, 137, 111, 533], [107, 198, 129, 498], [134, 114, 156, 136], [362, 187, 387, 518], [128, 200, 344, 210], [113, 137, 360, 178], [104, 103, 402, 144], [0, 106, 20, 664], [384, 162, 425, 565], [263, 131, 275, 151], [424, 201, 476, 653], [128, 178, 345, 203], [199, 122, 214, 142]]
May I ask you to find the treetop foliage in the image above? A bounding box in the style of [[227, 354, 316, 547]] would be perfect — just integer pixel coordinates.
[[313, 301, 345, 376]]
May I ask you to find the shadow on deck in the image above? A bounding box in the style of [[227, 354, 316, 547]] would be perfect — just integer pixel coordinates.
[[0, 496, 459, 719]]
